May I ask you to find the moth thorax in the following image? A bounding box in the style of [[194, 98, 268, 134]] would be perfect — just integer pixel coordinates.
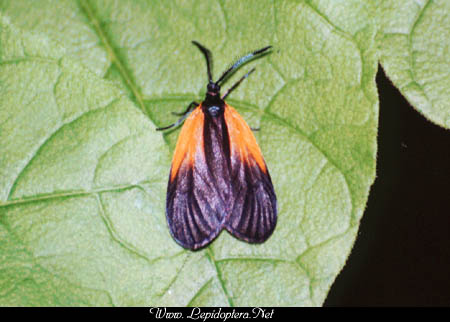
[[208, 105, 221, 117]]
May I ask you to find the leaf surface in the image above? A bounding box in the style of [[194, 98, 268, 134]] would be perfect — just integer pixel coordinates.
[[377, 0, 450, 128], [0, 0, 393, 306]]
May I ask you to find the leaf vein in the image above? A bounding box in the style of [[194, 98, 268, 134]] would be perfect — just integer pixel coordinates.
[[186, 277, 214, 307], [206, 248, 234, 307], [0, 182, 148, 208], [95, 193, 156, 264], [92, 132, 143, 187], [77, 0, 156, 125], [5, 98, 120, 201]]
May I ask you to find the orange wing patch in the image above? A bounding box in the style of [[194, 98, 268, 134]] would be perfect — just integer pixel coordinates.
[[224, 104, 267, 173], [170, 105, 204, 181]]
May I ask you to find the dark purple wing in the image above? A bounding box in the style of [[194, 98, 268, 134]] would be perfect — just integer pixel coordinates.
[[166, 105, 230, 250], [166, 104, 277, 250], [223, 104, 277, 243]]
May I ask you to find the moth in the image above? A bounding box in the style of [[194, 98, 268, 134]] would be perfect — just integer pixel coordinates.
[[157, 41, 277, 250]]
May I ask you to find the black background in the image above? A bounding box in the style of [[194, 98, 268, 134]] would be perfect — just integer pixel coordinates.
[[324, 67, 450, 306]]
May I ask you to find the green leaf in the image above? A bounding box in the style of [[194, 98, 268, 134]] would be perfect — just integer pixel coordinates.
[[0, 14, 177, 306], [1, 0, 428, 306], [377, 0, 450, 128]]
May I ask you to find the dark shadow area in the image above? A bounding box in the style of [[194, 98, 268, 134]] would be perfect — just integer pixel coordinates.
[[324, 66, 450, 306]]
